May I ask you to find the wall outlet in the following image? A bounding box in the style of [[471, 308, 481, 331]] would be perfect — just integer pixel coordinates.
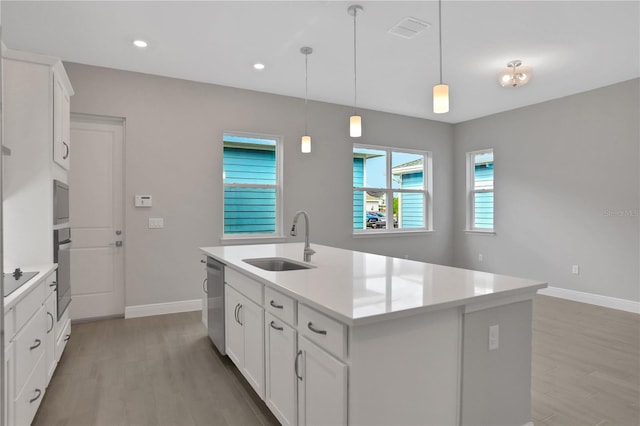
[[478, 253, 483, 262], [149, 217, 164, 229], [489, 324, 499, 351], [572, 265, 580, 275]]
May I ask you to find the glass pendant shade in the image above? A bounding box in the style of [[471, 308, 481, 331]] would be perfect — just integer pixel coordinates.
[[301, 135, 311, 153], [433, 84, 449, 114], [350, 115, 362, 137]]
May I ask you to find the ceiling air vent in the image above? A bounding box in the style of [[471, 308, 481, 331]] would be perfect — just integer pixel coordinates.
[[388, 17, 431, 39]]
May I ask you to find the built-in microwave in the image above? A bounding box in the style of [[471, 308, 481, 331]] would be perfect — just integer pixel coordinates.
[[53, 180, 69, 226]]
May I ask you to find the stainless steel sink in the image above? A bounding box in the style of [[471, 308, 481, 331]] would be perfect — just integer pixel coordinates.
[[243, 257, 314, 271]]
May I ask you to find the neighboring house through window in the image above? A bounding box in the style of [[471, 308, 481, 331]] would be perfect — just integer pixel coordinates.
[[223, 133, 282, 238], [353, 145, 432, 233], [467, 148, 494, 232]]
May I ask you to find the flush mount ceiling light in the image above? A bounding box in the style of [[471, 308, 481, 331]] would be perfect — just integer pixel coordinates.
[[300, 46, 313, 154], [433, 0, 449, 114], [348, 4, 364, 138], [133, 40, 148, 48], [498, 60, 532, 87], [253, 63, 265, 71]]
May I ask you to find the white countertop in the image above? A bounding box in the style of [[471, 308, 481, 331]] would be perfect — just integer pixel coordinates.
[[4, 264, 57, 311], [200, 243, 547, 326]]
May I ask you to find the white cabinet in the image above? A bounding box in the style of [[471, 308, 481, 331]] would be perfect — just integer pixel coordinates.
[[3, 48, 74, 268], [298, 336, 348, 426], [4, 342, 14, 426], [265, 312, 297, 426], [225, 284, 265, 398], [53, 70, 71, 170], [44, 290, 57, 384]]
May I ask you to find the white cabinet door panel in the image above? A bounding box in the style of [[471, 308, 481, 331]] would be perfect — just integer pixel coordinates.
[[241, 297, 265, 399], [298, 336, 347, 426], [265, 313, 297, 426], [225, 285, 244, 369]]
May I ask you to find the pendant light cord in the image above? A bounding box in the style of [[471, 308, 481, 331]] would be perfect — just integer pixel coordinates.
[[353, 8, 358, 114], [438, 0, 443, 84], [304, 51, 309, 135]]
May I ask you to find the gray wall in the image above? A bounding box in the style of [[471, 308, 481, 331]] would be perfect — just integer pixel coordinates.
[[452, 79, 640, 302], [64, 63, 454, 308]]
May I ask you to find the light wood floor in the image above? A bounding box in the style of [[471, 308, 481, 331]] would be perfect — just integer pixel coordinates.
[[33, 295, 639, 426]]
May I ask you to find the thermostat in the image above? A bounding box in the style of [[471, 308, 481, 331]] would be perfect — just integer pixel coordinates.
[[135, 195, 153, 207]]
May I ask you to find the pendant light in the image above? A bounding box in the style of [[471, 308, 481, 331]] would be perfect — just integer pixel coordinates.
[[300, 46, 313, 153], [433, 0, 449, 114], [348, 5, 363, 137]]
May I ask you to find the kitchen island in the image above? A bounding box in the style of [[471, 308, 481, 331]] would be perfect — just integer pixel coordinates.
[[200, 243, 546, 426]]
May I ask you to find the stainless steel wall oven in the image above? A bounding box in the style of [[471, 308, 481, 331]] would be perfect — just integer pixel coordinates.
[[53, 228, 72, 320]]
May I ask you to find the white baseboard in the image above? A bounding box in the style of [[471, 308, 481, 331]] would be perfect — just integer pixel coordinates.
[[124, 299, 202, 319], [538, 286, 639, 314]]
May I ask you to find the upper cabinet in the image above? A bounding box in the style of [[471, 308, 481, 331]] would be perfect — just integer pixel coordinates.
[[53, 69, 72, 170], [2, 48, 74, 268]]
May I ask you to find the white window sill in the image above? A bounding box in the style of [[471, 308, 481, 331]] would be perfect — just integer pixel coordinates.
[[353, 230, 435, 238], [464, 229, 496, 236], [221, 236, 287, 246]]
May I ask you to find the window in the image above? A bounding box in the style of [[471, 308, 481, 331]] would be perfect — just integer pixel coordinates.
[[223, 133, 282, 238], [353, 145, 432, 234], [467, 149, 494, 232]]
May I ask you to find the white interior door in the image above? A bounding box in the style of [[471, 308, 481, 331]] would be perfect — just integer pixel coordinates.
[[69, 116, 124, 320]]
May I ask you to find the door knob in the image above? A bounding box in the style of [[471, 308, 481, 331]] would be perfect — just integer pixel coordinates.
[[110, 241, 123, 247], [115, 230, 122, 235]]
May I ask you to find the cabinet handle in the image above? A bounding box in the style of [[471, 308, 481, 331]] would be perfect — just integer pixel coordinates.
[[307, 322, 327, 335], [202, 278, 208, 294], [295, 350, 303, 381], [200, 259, 206, 264], [64, 334, 70, 342], [30, 339, 42, 350], [234, 304, 239, 323], [270, 321, 283, 331], [50, 281, 57, 289], [47, 312, 54, 333], [29, 389, 42, 404], [269, 300, 284, 309], [62, 141, 70, 159], [237, 304, 243, 326]]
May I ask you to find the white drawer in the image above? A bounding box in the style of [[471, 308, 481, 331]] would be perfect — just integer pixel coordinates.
[[5, 308, 15, 345], [54, 303, 69, 342], [14, 280, 45, 334], [226, 268, 263, 305], [55, 318, 71, 363], [14, 306, 46, 395], [44, 270, 57, 299], [14, 353, 46, 426], [265, 287, 296, 326], [298, 304, 347, 360]]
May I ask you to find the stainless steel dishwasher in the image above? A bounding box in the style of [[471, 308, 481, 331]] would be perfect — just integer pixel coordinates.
[[206, 257, 226, 355]]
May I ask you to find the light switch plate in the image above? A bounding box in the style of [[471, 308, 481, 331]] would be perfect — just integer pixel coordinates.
[[489, 324, 499, 351], [148, 217, 164, 229]]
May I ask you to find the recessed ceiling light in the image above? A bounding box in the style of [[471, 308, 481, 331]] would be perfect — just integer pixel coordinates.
[[253, 63, 265, 71], [133, 40, 148, 48]]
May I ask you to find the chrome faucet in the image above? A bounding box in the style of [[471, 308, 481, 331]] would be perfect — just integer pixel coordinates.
[[290, 211, 315, 262]]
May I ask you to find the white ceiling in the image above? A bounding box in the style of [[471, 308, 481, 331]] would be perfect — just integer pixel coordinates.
[[3, 1, 639, 123]]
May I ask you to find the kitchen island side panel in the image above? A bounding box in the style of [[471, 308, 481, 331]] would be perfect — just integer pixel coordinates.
[[461, 300, 533, 426], [348, 307, 462, 426]]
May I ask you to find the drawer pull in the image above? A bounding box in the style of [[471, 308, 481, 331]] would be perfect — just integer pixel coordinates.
[[30, 339, 42, 350], [50, 281, 57, 289], [29, 389, 42, 404], [295, 350, 303, 381], [63, 141, 70, 159], [269, 300, 284, 309], [202, 278, 208, 294], [270, 321, 283, 331], [307, 322, 327, 335], [64, 335, 70, 342], [47, 312, 55, 333]]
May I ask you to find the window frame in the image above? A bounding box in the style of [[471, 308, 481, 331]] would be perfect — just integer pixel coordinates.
[[466, 148, 495, 234], [352, 143, 433, 236], [221, 131, 284, 243]]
